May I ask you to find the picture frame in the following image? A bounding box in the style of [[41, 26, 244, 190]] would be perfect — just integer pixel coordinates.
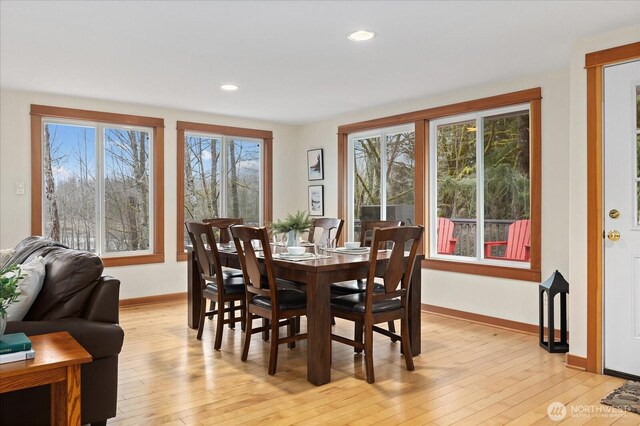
[[307, 148, 324, 181], [308, 185, 324, 216]]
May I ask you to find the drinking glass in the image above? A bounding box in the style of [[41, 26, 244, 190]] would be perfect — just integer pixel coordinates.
[[314, 242, 327, 256]]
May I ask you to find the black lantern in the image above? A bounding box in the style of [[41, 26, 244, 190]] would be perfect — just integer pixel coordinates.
[[539, 270, 569, 353]]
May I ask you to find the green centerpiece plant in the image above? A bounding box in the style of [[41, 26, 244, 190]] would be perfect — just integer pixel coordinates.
[[270, 210, 311, 247], [0, 264, 23, 336]]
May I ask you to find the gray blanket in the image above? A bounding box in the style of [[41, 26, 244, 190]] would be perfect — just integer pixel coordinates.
[[2, 236, 68, 267]]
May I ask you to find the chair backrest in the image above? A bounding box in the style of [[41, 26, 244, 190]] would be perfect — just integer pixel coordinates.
[[437, 217, 456, 254], [185, 221, 224, 289], [230, 226, 276, 301], [504, 219, 531, 260], [308, 218, 344, 246], [365, 226, 423, 309], [203, 217, 244, 244], [359, 220, 404, 248]]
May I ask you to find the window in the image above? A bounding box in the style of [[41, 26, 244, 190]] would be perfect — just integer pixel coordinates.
[[347, 124, 416, 241], [177, 122, 272, 260], [338, 88, 541, 281], [430, 105, 531, 266], [31, 105, 165, 267]]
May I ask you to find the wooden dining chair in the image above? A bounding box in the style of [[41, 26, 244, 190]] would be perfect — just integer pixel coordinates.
[[330, 220, 403, 294], [230, 225, 308, 375], [185, 221, 246, 349], [307, 217, 344, 246], [202, 218, 245, 324], [331, 220, 404, 337], [331, 225, 423, 383]]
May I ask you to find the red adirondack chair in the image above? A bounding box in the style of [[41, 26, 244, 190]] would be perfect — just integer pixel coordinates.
[[437, 217, 458, 255], [484, 219, 531, 261]]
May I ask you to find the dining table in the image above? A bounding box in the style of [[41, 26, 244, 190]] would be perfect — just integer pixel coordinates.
[[186, 244, 424, 386]]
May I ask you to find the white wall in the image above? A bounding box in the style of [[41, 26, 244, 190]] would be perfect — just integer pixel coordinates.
[[0, 89, 300, 298], [297, 69, 571, 326], [567, 25, 640, 358]]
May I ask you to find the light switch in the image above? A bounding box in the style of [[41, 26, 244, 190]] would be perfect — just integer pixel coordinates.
[[16, 182, 25, 195]]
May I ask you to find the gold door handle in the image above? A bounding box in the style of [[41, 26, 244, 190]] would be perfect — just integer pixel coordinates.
[[607, 230, 620, 241]]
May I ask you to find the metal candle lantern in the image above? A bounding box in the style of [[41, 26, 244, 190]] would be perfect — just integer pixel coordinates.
[[539, 270, 569, 353]]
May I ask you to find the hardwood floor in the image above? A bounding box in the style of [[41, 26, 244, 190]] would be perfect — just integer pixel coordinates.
[[112, 301, 635, 425]]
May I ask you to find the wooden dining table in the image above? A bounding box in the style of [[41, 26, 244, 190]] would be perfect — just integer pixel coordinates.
[[186, 245, 423, 386]]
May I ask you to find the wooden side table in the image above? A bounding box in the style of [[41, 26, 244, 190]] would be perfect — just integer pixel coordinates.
[[0, 331, 92, 426]]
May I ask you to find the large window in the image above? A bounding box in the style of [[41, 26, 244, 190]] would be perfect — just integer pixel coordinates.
[[338, 88, 541, 281], [31, 105, 165, 267], [430, 105, 531, 266], [177, 122, 272, 260], [347, 124, 415, 241]]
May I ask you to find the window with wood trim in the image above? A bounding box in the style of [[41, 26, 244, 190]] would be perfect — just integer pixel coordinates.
[[176, 121, 273, 261], [430, 105, 531, 266], [347, 124, 416, 242], [338, 88, 541, 281], [30, 105, 165, 267]]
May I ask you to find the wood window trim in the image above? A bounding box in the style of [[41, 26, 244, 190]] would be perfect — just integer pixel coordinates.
[[585, 42, 640, 374], [338, 88, 542, 282], [176, 121, 273, 261], [30, 104, 165, 267]]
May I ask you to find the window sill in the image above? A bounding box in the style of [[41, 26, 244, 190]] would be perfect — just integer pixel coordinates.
[[422, 258, 541, 282], [177, 252, 187, 262], [102, 253, 165, 267]]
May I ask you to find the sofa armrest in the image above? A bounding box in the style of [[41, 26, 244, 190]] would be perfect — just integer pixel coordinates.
[[6, 318, 124, 360], [84, 276, 121, 323]]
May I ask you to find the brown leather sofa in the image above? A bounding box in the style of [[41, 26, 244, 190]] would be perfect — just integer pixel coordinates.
[[0, 237, 124, 426]]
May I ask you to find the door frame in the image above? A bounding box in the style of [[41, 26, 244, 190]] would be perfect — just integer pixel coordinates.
[[586, 42, 640, 373]]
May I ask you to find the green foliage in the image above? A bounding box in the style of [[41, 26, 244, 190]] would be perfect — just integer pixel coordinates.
[[436, 112, 530, 221], [0, 264, 23, 317], [270, 210, 311, 234]]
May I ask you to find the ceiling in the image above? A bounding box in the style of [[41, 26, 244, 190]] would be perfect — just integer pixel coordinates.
[[1, 1, 638, 124]]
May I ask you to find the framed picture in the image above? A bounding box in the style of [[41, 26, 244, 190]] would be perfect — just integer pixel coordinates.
[[307, 148, 324, 180], [308, 185, 324, 216]]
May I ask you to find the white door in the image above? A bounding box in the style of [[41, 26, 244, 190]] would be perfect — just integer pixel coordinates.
[[603, 59, 640, 378]]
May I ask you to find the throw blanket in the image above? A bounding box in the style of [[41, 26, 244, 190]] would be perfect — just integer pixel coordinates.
[[2, 236, 68, 267]]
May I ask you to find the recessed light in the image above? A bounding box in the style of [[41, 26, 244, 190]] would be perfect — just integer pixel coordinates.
[[220, 84, 239, 91], [348, 30, 376, 42]]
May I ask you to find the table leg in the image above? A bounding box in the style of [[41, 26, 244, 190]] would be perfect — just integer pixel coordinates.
[[187, 251, 200, 329], [409, 258, 422, 356], [51, 364, 81, 426], [306, 273, 331, 385]]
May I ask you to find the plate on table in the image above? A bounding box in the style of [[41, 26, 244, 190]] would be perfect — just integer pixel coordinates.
[[335, 247, 370, 254], [276, 252, 315, 261]]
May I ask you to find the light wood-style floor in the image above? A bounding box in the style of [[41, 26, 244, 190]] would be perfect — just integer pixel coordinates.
[[111, 300, 637, 425]]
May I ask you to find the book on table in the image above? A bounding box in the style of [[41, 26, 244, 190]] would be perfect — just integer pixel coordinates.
[[0, 349, 36, 364], [0, 332, 32, 354]]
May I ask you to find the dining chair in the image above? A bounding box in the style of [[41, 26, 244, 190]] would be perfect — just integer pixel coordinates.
[[185, 221, 246, 349], [231, 225, 308, 375], [330, 220, 403, 294], [203, 218, 245, 324], [203, 217, 244, 274], [307, 217, 344, 247], [331, 220, 405, 338], [331, 225, 423, 383]]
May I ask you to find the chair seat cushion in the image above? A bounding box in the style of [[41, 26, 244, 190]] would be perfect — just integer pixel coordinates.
[[252, 290, 306, 310], [221, 268, 243, 278], [330, 279, 384, 294], [260, 276, 303, 291], [331, 292, 402, 314], [203, 275, 245, 296]]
